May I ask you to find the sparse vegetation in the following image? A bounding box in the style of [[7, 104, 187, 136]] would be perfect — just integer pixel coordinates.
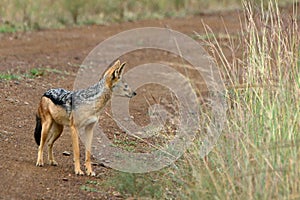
[[0, 73, 21, 80], [80, 180, 104, 193], [105, 172, 173, 199], [0, 0, 296, 31], [92, 1, 299, 199], [29, 68, 45, 77], [0, 23, 18, 33], [0, 67, 69, 81]]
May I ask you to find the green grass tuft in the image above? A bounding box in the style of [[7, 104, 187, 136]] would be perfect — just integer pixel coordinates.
[[29, 68, 45, 77], [0, 73, 21, 80], [0, 24, 18, 33]]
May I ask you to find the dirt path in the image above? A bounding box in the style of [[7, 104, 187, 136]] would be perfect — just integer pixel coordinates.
[[0, 11, 243, 199]]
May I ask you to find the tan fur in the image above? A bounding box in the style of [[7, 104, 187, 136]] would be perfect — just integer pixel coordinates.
[[35, 60, 136, 176]]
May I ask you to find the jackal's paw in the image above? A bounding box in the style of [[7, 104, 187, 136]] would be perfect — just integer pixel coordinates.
[[36, 160, 44, 167], [75, 169, 84, 176], [49, 160, 58, 166], [86, 170, 96, 177]]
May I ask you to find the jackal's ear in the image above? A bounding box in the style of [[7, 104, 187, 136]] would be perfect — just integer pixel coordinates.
[[112, 62, 125, 79], [103, 60, 120, 78], [118, 62, 126, 76]]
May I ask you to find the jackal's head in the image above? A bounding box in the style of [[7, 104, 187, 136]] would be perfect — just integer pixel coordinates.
[[103, 60, 136, 98]]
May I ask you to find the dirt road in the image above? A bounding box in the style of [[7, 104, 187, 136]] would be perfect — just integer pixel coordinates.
[[0, 10, 243, 199]]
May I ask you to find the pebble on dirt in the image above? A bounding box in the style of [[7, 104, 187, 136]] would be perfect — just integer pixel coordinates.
[[62, 151, 71, 156]]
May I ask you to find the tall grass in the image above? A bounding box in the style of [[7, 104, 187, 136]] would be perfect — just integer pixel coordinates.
[[0, 0, 295, 31], [172, 1, 299, 199], [105, 1, 299, 199]]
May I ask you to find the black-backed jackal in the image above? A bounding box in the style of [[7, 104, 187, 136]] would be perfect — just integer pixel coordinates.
[[34, 60, 136, 176]]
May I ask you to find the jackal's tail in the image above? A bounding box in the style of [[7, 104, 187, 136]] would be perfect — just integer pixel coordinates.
[[34, 114, 42, 145]]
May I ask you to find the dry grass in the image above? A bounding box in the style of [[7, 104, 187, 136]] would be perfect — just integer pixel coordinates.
[[0, 0, 296, 31], [172, 1, 300, 199], [106, 1, 299, 199]]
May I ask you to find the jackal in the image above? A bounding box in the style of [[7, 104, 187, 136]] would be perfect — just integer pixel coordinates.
[[34, 60, 136, 176]]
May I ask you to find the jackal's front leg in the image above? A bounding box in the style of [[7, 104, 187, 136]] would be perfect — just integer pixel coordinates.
[[84, 122, 96, 176], [85, 150, 95, 176], [70, 122, 84, 175]]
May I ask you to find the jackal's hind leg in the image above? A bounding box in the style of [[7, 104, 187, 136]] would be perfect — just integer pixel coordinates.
[[36, 118, 53, 167], [47, 122, 64, 166]]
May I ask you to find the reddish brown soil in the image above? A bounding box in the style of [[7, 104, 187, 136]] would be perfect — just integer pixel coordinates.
[[0, 7, 295, 199]]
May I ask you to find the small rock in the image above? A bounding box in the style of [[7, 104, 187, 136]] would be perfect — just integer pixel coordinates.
[[24, 101, 29, 105], [114, 131, 120, 135], [62, 178, 68, 181], [113, 191, 122, 198], [99, 163, 106, 167], [96, 173, 104, 178], [62, 151, 71, 156], [99, 158, 106, 161], [5, 98, 13, 102]]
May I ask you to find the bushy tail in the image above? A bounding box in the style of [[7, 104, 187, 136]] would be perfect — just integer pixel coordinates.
[[34, 114, 42, 145]]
